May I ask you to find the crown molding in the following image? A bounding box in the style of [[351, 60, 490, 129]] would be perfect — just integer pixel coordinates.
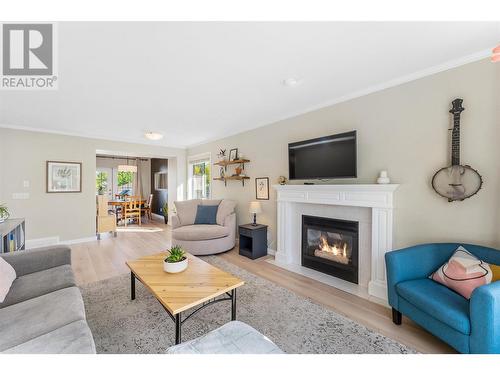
[[0, 123, 187, 150]]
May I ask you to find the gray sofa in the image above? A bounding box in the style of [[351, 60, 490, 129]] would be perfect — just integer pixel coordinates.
[[172, 199, 237, 255], [0, 245, 96, 354]]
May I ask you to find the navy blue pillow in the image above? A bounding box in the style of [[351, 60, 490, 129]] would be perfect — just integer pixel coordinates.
[[194, 205, 219, 225]]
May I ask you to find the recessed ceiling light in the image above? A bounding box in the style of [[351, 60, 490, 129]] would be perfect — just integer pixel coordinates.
[[144, 132, 163, 140], [282, 77, 302, 87]]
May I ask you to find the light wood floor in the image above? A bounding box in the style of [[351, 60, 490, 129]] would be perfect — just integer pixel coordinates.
[[70, 218, 455, 354]]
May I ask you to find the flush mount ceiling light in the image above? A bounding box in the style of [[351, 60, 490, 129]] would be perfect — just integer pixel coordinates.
[[492, 44, 500, 62], [282, 77, 303, 87], [144, 131, 164, 140]]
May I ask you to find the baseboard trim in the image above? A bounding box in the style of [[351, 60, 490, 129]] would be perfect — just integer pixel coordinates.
[[25, 236, 60, 249], [61, 236, 96, 245], [267, 248, 276, 256], [25, 235, 96, 249]]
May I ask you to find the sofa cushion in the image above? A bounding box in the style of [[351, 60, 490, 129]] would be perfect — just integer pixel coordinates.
[[201, 199, 222, 206], [0, 287, 86, 351], [216, 200, 236, 226], [2, 320, 95, 354], [396, 278, 470, 334], [431, 246, 492, 299], [172, 225, 230, 241], [0, 256, 16, 303], [174, 199, 201, 226], [194, 205, 219, 225], [0, 264, 76, 308], [166, 321, 283, 354]]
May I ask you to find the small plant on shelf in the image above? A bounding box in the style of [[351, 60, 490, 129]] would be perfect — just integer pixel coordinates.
[[165, 245, 186, 263], [0, 203, 10, 223]]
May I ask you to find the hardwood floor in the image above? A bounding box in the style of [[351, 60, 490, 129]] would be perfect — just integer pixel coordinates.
[[70, 218, 455, 354]]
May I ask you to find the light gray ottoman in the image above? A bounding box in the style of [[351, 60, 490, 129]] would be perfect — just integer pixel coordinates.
[[166, 321, 283, 354]]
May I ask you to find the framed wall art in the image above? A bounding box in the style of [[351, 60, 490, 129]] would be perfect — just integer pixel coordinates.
[[46, 161, 82, 193], [255, 177, 269, 200]]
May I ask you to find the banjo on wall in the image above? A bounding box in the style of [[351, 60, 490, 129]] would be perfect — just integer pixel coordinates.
[[432, 98, 483, 202]]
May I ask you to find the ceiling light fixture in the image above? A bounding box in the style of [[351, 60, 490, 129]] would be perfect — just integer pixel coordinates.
[[492, 44, 500, 63], [282, 77, 302, 87], [144, 131, 164, 140], [118, 158, 138, 173]]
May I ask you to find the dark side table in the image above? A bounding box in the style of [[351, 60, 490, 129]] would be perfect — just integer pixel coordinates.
[[238, 223, 268, 260]]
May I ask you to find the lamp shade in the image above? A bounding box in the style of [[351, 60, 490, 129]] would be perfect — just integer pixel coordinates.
[[249, 201, 262, 214]]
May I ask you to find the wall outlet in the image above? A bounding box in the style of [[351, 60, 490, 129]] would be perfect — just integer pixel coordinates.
[[12, 192, 30, 200], [23, 180, 30, 188]]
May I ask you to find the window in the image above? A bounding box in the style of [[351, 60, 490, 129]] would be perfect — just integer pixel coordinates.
[[188, 154, 211, 199], [117, 171, 134, 195]]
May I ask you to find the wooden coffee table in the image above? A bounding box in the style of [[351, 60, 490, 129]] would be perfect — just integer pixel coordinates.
[[126, 252, 244, 344]]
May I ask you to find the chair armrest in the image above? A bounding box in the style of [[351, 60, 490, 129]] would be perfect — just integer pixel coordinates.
[[385, 244, 453, 309], [0, 245, 71, 277], [470, 281, 500, 353], [171, 214, 181, 229], [223, 212, 236, 228]]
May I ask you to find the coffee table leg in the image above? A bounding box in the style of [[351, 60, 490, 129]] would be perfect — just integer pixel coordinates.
[[231, 289, 237, 321], [175, 313, 182, 344], [130, 271, 136, 300]]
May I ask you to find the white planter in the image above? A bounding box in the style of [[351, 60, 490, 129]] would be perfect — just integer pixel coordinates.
[[163, 257, 188, 273]]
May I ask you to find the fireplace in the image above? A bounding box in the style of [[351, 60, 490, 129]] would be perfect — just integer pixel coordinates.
[[301, 215, 359, 284]]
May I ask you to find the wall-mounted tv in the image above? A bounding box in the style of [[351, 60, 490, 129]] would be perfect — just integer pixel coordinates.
[[288, 131, 357, 180]]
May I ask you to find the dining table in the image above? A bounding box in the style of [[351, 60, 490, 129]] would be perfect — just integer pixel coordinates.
[[108, 199, 146, 208]]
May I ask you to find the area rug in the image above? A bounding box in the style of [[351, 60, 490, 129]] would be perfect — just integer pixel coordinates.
[[80, 256, 416, 354]]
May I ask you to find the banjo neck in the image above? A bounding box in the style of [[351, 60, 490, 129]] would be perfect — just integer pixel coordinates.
[[449, 98, 464, 166]]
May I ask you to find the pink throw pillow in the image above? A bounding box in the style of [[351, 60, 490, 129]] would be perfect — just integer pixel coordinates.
[[431, 246, 492, 299], [0, 257, 16, 303]]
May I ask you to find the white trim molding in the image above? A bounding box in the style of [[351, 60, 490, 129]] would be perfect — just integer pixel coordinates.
[[272, 184, 399, 302]]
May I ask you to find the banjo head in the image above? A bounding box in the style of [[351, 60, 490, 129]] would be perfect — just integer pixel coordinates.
[[432, 165, 483, 202]]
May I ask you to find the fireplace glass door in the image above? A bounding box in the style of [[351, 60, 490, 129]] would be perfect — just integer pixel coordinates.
[[302, 215, 359, 284]]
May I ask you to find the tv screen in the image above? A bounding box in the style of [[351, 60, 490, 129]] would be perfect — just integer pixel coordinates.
[[288, 131, 357, 180]]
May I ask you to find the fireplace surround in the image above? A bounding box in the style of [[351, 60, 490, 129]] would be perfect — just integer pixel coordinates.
[[302, 215, 359, 283], [272, 184, 399, 301]]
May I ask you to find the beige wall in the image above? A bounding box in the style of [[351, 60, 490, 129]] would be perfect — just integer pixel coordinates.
[[188, 59, 500, 250], [0, 129, 186, 242]]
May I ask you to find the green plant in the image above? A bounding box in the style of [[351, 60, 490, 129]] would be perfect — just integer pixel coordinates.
[[96, 171, 108, 195], [165, 246, 186, 263], [118, 171, 134, 187], [0, 203, 9, 219], [162, 202, 168, 217]]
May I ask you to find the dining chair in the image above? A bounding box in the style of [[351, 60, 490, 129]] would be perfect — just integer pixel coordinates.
[[124, 196, 142, 227], [141, 194, 154, 222]]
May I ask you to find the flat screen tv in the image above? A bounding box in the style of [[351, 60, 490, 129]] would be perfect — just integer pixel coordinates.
[[288, 131, 357, 180]]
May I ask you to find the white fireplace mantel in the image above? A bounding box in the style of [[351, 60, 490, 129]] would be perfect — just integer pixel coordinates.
[[272, 184, 399, 301]]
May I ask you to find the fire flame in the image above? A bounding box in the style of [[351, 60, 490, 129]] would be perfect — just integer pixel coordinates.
[[319, 235, 347, 258]]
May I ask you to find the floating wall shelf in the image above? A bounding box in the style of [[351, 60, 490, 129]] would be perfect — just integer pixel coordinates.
[[214, 158, 251, 186]]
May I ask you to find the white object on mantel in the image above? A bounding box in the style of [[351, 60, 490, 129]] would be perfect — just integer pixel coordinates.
[[376, 170, 391, 184], [272, 184, 399, 302]]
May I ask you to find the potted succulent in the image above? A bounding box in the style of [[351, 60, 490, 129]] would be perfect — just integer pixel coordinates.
[[0, 203, 10, 224], [162, 202, 169, 224], [163, 246, 188, 273]]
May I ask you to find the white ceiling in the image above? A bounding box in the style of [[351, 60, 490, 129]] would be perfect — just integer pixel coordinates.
[[1, 22, 499, 148]]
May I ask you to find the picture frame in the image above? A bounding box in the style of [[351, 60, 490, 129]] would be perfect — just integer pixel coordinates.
[[229, 148, 238, 161], [255, 177, 269, 200], [46, 161, 82, 193]]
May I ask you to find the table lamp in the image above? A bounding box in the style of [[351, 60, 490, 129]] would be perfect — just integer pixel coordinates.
[[249, 201, 262, 226]]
